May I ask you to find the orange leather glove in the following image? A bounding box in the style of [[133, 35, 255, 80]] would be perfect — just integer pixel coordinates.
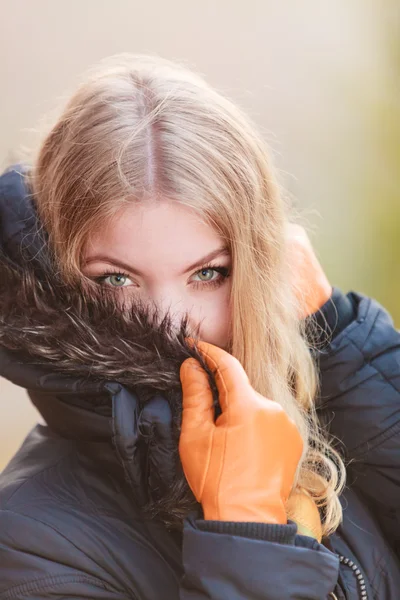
[[179, 341, 303, 523], [286, 224, 332, 319]]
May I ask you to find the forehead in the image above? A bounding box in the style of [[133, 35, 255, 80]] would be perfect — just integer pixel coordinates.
[[85, 200, 226, 271]]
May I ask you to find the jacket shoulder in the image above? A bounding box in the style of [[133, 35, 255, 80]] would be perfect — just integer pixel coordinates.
[[0, 425, 75, 506], [318, 291, 400, 452], [318, 292, 400, 552], [0, 426, 181, 599], [319, 292, 399, 386], [0, 509, 126, 599]]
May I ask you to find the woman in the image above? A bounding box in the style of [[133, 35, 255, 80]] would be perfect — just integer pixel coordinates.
[[0, 55, 399, 599]]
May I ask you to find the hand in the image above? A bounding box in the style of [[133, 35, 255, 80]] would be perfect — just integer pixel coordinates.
[[179, 341, 303, 523], [286, 224, 332, 319]]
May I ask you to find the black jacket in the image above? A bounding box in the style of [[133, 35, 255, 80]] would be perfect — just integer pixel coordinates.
[[0, 167, 399, 599]]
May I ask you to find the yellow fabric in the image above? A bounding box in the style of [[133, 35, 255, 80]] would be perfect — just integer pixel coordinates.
[[285, 491, 322, 542]]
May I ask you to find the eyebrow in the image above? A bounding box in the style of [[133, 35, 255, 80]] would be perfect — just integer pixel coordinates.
[[82, 247, 230, 277], [180, 247, 230, 275]]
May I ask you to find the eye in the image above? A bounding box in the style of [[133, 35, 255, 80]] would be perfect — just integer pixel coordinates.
[[190, 265, 230, 290], [95, 272, 134, 288], [193, 268, 220, 282], [107, 274, 130, 287]]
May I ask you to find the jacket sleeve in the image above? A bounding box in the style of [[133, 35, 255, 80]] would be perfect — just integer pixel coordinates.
[[0, 511, 341, 600], [315, 289, 400, 548], [0, 510, 130, 600], [179, 518, 339, 599]]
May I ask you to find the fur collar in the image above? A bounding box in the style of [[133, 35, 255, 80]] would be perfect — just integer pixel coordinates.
[[0, 227, 220, 527], [0, 247, 215, 405], [0, 167, 218, 527]]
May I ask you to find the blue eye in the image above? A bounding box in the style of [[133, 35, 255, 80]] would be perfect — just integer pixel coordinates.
[[191, 265, 230, 289], [195, 268, 219, 282], [95, 272, 133, 288], [107, 274, 129, 287]]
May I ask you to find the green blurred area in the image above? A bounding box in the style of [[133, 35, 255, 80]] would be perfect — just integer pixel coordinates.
[[317, 6, 399, 326]]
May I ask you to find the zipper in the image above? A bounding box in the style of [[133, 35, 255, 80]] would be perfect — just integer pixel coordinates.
[[338, 555, 368, 599]]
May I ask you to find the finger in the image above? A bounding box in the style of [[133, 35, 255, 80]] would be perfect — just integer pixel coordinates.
[[194, 340, 250, 413], [180, 357, 215, 431]]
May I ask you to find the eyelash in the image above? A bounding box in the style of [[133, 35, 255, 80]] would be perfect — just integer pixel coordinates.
[[94, 264, 231, 291], [94, 271, 132, 287], [191, 264, 230, 291]]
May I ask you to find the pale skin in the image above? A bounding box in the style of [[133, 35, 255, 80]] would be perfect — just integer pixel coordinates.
[[82, 200, 331, 345], [82, 200, 232, 348]]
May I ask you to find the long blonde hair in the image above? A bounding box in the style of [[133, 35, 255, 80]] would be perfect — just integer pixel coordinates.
[[31, 54, 345, 536]]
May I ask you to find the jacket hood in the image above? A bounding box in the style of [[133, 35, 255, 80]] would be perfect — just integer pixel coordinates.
[[0, 166, 217, 523]]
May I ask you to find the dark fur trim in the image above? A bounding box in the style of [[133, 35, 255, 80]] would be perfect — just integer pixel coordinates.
[[0, 249, 219, 528], [0, 251, 217, 396]]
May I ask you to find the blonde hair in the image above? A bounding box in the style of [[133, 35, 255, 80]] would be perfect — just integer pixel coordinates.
[[31, 54, 345, 535]]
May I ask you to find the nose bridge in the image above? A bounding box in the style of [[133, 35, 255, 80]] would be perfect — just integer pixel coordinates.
[[149, 283, 191, 327]]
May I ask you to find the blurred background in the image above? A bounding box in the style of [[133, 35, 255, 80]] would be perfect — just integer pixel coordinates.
[[0, 0, 399, 469]]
